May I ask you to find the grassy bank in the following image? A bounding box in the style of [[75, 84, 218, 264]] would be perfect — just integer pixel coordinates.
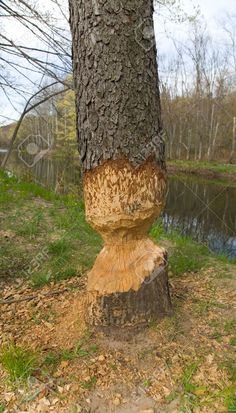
[[0, 170, 102, 287], [168, 160, 236, 182], [0, 169, 236, 412]]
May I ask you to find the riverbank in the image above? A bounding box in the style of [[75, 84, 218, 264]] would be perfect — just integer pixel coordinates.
[[168, 160, 236, 183], [0, 170, 236, 412]]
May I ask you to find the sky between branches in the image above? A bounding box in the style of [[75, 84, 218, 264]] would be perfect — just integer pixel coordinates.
[[0, 0, 235, 125]]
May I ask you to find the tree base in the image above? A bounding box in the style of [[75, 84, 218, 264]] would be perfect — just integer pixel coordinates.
[[86, 261, 172, 328]]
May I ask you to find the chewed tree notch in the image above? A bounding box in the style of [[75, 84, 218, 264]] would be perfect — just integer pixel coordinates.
[[69, 0, 172, 327]]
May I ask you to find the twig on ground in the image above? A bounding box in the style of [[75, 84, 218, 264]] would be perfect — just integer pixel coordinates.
[[0, 288, 69, 304]]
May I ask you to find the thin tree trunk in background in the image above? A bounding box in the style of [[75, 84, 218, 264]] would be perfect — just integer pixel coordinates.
[[207, 104, 215, 161], [198, 135, 203, 161], [194, 140, 198, 161], [211, 122, 219, 161], [178, 122, 183, 159], [169, 127, 173, 160], [187, 129, 192, 160], [69, 0, 172, 327], [229, 117, 236, 163]]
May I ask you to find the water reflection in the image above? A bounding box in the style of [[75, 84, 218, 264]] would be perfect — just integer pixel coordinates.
[[1, 150, 236, 257], [164, 177, 236, 258], [0, 150, 82, 196]]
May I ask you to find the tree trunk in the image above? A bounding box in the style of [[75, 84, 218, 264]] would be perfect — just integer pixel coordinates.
[[229, 117, 236, 164], [69, 0, 172, 327]]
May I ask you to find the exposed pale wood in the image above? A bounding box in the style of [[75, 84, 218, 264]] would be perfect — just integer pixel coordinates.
[[84, 159, 167, 295]]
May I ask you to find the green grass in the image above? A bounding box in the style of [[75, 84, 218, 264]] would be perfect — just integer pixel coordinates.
[[194, 299, 229, 316], [151, 220, 209, 276], [181, 362, 199, 394], [31, 267, 78, 288], [143, 378, 152, 388], [217, 254, 236, 265], [43, 352, 59, 367], [224, 320, 236, 334], [0, 403, 5, 413], [0, 170, 59, 204], [0, 169, 101, 286], [30, 272, 52, 288], [80, 376, 97, 390], [16, 211, 44, 238], [169, 251, 203, 276], [168, 160, 236, 175], [230, 337, 236, 346], [175, 361, 204, 412], [48, 239, 71, 256], [151, 219, 236, 277], [223, 359, 236, 382], [54, 267, 77, 281], [0, 344, 37, 382], [43, 337, 98, 370], [223, 387, 236, 413]]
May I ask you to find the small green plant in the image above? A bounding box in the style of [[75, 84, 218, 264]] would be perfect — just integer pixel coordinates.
[[181, 362, 199, 394], [150, 220, 166, 240], [0, 403, 5, 413], [224, 360, 236, 382], [74, 341, 98, 358], [143, 378, 152, 388], [71, 407, 81, 413], [80, 376, 97, 390], [223, 386, 236, 413], [166, 391, 178, 402], [16, 211, 44, 238], [48, 239, 71, 256], [0, 344, 37, 381], [60, 349, 75, 361], [230, 336, 236, 346], [43, 340, 98, 370], [224, 320, 236, 334], [76, 348, 90, 358], [44, 352, 60, 367], [43, 349, 75, 367], [31, 272, 51, 288], [209, 331, 223, 341], [54, 267, 77, 281], [89, 344, 98, 354], [169, 250, 203, 276], [217, 254, 236, 265], [194, 299, 228, 316]]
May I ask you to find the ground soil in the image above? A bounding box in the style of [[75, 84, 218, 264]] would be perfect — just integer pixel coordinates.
[[0, 265, 235, 413]]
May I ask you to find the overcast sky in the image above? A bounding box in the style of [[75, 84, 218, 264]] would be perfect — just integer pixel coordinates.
[[154, 0, 235, 53], [0, 0, 235, 126]]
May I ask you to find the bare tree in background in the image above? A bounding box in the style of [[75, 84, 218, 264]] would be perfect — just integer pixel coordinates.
[[0, 0, 71, 127]]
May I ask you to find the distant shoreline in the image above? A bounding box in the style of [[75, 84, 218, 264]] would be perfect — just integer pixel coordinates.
[[167, 160, 236, 183], [1, 148, 236, 183]]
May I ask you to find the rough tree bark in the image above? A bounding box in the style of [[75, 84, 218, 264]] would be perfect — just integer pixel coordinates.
[[69, 0, 172, 327]]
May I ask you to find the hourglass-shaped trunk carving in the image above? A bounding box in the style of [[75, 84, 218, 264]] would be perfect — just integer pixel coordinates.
[[69, 0, 172, 327]]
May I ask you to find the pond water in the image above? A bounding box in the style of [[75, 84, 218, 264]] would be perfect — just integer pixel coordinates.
[[1, 149, 236, 258]]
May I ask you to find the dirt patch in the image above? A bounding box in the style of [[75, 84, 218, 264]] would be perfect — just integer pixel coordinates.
[[0, 267, 235, 412]]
